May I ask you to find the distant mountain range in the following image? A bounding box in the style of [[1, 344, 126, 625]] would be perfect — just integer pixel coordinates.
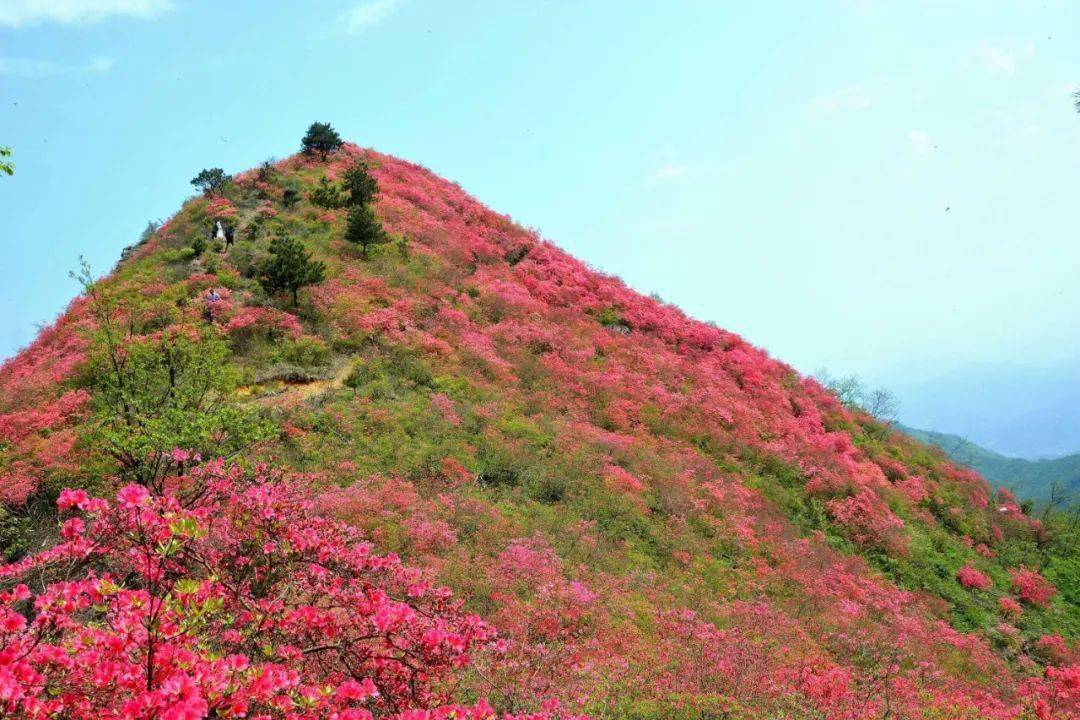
[[890, 363, 1080, 459], [898, 423, 1080, 502]]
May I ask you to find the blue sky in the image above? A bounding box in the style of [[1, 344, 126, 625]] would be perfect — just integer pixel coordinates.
[[2, 0, 1079, 456]]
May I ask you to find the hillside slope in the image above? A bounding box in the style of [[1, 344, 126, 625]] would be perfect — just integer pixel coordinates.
[[899, 424, 1080, 503], [0, 144, 1077, 719]]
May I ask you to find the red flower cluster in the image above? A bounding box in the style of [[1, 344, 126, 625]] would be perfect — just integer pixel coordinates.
[[957, 564, 992, 590], [0, 462, 578, 720], [1010, 567, 1057, 608]]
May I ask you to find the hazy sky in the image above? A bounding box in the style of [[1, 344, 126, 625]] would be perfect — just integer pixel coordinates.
[[2, 1, 1079, 455]]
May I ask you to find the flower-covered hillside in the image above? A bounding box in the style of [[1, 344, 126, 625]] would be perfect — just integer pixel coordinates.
[[0, 138, 1077, 719]]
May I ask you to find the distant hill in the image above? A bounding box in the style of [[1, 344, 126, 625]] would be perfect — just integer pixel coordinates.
[[899, 423, 1080, 502], [892, 363, 1080, 458]]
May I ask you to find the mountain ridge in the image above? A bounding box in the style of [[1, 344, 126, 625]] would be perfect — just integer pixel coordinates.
[[898, 423, 1080, 503], [0, 142, 1076, 719]]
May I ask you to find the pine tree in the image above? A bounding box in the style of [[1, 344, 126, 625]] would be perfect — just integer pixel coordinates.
[[190, 168, 228, 194], [309, 176, 348, 209], [300, 122, 343, 159], [258, 233, 326, 305], [345, 204, 389, 259], [342, 159, 379, 206]]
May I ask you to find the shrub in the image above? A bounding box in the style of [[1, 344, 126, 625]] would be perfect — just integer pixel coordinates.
[[826, 489, 906, 552], [1010, 566, 1057, 608], [0, 463, 560, 720], [309, 175, 348, 209], [956, 564, 992, 590], [83, 327, 273, 490], [72, 265, 273, 490], [279, 336, 332, 367], [999, 595, 1023, 618], [282, 184, 301, 208], [224, 306, 304, 347]]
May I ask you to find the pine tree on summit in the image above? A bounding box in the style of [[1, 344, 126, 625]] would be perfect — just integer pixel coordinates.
[[258, 232, 325, 306], [301, 121, 343, 159]]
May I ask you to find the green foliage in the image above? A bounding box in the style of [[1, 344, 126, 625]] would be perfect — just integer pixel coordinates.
[[0, 505, 31, 560], [475, 451, 524, 489], [278, 336, 332, 367], [83, 325, 273, 492], [345, 204, 388, 258], [258, 233, 326, 306], [300, 122, 343, 159], [309, 176, 348, 210], [257, 157, 278, 183], [282, 185, 301, 208], [190, 167, 228, 194], [597, 306, 630, 333], [901, 423, 1080, 503], [0, 146, 13, 176], [342, 159, 379, 206], [191, 234, 208, 256], [345, 345, 434, 399]]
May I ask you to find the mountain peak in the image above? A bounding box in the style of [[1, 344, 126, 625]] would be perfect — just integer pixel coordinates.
[[0, 142, 1076, 718]]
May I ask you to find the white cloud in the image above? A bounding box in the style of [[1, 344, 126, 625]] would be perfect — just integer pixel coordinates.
[[344, 0, 404, 34], [806, 86, 874, 117], [969, 42, 1036, 77], [907, 129, 933, 154], [0, 0, 172, 27], [0, 55, 115, 77]]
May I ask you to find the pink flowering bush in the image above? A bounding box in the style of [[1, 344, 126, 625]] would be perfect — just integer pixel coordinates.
[[1011, 567, 1057, 608], [224, 306, 303, 343], [0, 462, 577, 720], [826, 489, 906, 552], [205, 195, 238, 220], [999, 596, 1024, 619], [956, 564, 992, 590]]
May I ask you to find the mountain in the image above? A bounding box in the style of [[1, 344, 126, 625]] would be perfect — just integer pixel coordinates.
[[899, 424, 1080, 503], [892, 363, 1080, 459], [0, 143, 1076, 719]]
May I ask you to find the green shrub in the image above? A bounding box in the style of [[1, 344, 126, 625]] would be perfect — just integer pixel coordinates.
[[309, 176, 348, 209], [279, 337, 331, 367]]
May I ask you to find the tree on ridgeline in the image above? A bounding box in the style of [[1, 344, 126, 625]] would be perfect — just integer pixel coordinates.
[[258, 232, 326, 306], [864, 387, 899, 423], [190, 167, 228, 195], [815, 369, 899, 423], [301, 121, 343, 159]]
